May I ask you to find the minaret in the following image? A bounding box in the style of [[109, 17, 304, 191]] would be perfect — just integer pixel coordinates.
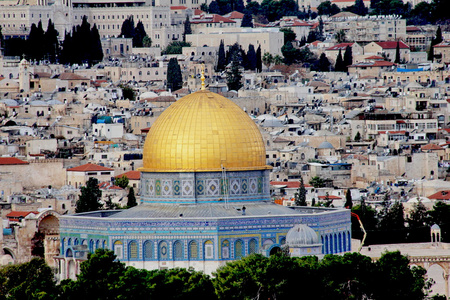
[[19, 58, 30, 93]]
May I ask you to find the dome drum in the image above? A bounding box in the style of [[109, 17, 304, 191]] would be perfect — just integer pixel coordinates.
[[140, 169, 271, 204]]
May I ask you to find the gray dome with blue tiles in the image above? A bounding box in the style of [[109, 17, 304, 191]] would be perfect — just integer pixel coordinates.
[[286, 224, 320, 247]]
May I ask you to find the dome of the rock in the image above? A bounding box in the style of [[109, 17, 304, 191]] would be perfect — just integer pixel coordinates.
[[142, 89, 270, 172]]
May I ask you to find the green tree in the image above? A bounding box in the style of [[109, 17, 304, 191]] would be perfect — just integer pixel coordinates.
[[354, 131, 361, 141], [183, 16, 192, 42], [241, 12, 253, 27], [408, 199, 428, 229], [134, 21, 147, 47], [60, 249, 127, 299], [115, 175, 129, 189], [44, 19, 59, 63], [373, 251, 431, 300], [247, 44, 257, 71], [395, 41, 401, 64], [162, 41, 191, 54], [317, 0, 341, 15], [334, 29, 346, 43], [345, 188, 353, 209], [317, 53, 331, 71], [273, 54, 283, 65], [262, 52, 273, 68], [428, 201, 450, 241], [27, 21, 45, 61], [294, 176, 307, 206], [345, 0, 368, 15], [280, 28, 296, 45], [309, 176, 325, 188], [335, 49, 345, 72], [0, 258, 57, 300], [428, 26, 443, 62], [76, 177, 102, 213], [127, 187, 137, 208], [281, 41, 300, 65], [256, 45, 262, 72], [343, 45, 353, 71], [142, 36, 152, 47], [167, 57, 183, 91], [120, 84, 136, 100], [216, 40, 227, 72], [226, 54, 243, 91], [120, 15, 135, 40]]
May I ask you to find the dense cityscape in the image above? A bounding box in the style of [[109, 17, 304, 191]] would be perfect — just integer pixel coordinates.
[[1, 0, 450, 299]]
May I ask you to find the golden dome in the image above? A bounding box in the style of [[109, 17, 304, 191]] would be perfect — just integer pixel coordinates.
[[141, 90, 270, 172]]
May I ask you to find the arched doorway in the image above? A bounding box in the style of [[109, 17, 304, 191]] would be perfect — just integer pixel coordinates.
[[36, 211, 60, 268], [269, 246, 281, 256]]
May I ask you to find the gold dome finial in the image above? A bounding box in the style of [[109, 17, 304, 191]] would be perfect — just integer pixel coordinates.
[[201, 63, 205, 90]]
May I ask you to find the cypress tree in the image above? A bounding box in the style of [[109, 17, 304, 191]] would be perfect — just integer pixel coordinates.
[[44, 19, 59, 63], [335, 49, 344, 72], [120, 16, 135, 40], [167, 57, 183, 91], [183, 16, 192, 42], [247, 44, 257, 71], [343, 45, 353, 72], [241, 12, 253, 28], [216, 40, 226, 72], [134, 21, 147, 47], [256, 45, 262, 72], [90, 24, 103, 63], [394, 41, 400, 64], [127, 187, 137, 208], [226, 55, 243, 91], [318, 53, 331, 71]]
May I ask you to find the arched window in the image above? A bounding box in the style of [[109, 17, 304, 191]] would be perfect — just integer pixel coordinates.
[[67, 238, 72, 246], [144, 241, 153, 259], [74, 238, 79, 245], [235, 240, 244, 259], [321, 236, 324, 253], [173, 241, 183, 260], [61, 238, 65, 255], [248, 239, 257, 254], [114, 240, 123, 259], [95, 240, 100, 250], [66, 248, 73, 257], [342, 233, 346, 252], [338, 233, 342, 253], [279, 237, 286, 245], [189, 241, 198, 260], [204, 240, 213, 259], [334, 234, 338, 254], [159, 241, 168, 260], [102, 240, 107, 249], [129, 241, 138, 259], [89, 239, 94, 253], [221, 240, 230, 259], [324, 236, 329, 254]]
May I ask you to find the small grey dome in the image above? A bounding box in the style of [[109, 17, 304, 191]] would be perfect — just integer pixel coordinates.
[[318, 141, 334, 149], [431, 224, 440, 230], [286, 224, 319, 247]]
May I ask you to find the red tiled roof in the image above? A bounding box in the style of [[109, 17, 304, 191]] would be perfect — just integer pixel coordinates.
[[7, 211, 39, 221], [375, 41, 409, 49], [434, 42, 450, 48], [326, 43, 354, 51], [191, 14, 235, 24], [170, 5, 187, 9], [193, 9, 204, 15], [365, 55, 385, 60], [141, 127, 150, 133], [225, 11, 244, 19], [98, 181, 123, 190], [421, 143, 444, 151], [318, 195, 342, 199], [0, 157, 28, 165], [59, 73, 89, 80], [378, 130, 406, 135], [428, 190, 450, 200], [350, 61, 395, 68], [332, 0, 369, 2], [115, 170, 141, 180], [67, 163, 113, 172]]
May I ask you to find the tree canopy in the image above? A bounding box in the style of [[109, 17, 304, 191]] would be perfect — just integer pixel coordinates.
[[75, 177, 102, 213], [167, 57, 183, 91]]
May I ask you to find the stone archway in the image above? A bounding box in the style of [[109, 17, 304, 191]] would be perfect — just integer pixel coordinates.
[[36, 210, 60, 268], [269, 246, 281, 256]]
